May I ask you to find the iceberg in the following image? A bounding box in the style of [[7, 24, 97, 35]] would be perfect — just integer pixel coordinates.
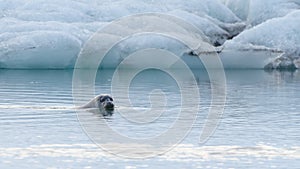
[[0, 31, 81, 69], [222, 0, 299, 26], [0, 0, 299, 69], [223, 10, 300, 69]]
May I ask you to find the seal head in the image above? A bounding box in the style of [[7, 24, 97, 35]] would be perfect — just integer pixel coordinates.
[[98, 95, 114, 110]]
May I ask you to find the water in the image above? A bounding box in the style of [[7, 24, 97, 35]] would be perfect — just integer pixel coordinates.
[[0, 69, 299, 169]]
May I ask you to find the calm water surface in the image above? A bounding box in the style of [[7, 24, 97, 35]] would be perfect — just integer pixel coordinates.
[[0, 69, 299, 169]]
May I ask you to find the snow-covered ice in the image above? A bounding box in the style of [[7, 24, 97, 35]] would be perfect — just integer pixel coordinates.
[[0, 0, 299, 69], [223, 10, 300, 69]]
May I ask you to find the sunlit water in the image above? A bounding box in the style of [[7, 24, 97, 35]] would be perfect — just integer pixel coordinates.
[[0, 69, 299, 169]]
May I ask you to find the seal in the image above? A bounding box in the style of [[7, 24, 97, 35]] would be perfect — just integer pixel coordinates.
[[79, 94, 114, 110]]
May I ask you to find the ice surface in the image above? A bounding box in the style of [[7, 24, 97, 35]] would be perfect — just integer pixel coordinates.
[[168, 10, 230, 46], [220, 0, 250, 21], [223, 10, 300, 69], [0, 31, 81, 68], [0, 0, 299, 69], [222, 0, 300, 26]]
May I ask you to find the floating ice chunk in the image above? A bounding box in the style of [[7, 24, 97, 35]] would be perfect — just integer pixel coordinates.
[[220, 0, 250, 20], [247, 0, 300, 26], [222, 0, 300, 26], [0, 0, 296, 69], [167, 0, 241, 23], [168, 10, 230, 46], [0, 31, 81, 69], [0, 18, 96, 42], [205, 16, 246, 38], [223, 10, 300, 69], [219, 46, 283, 69], [165, 0, 246, 37], [7, 0, 96, 22]]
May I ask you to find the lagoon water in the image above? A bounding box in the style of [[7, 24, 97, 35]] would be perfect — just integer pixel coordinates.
[[0, 69, 299, 169]]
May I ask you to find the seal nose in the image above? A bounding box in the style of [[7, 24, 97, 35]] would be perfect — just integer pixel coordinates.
[[105, 102, 114, 109]]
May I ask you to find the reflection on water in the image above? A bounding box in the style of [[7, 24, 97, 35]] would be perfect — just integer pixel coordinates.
[[0, 69, 299, 168]]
